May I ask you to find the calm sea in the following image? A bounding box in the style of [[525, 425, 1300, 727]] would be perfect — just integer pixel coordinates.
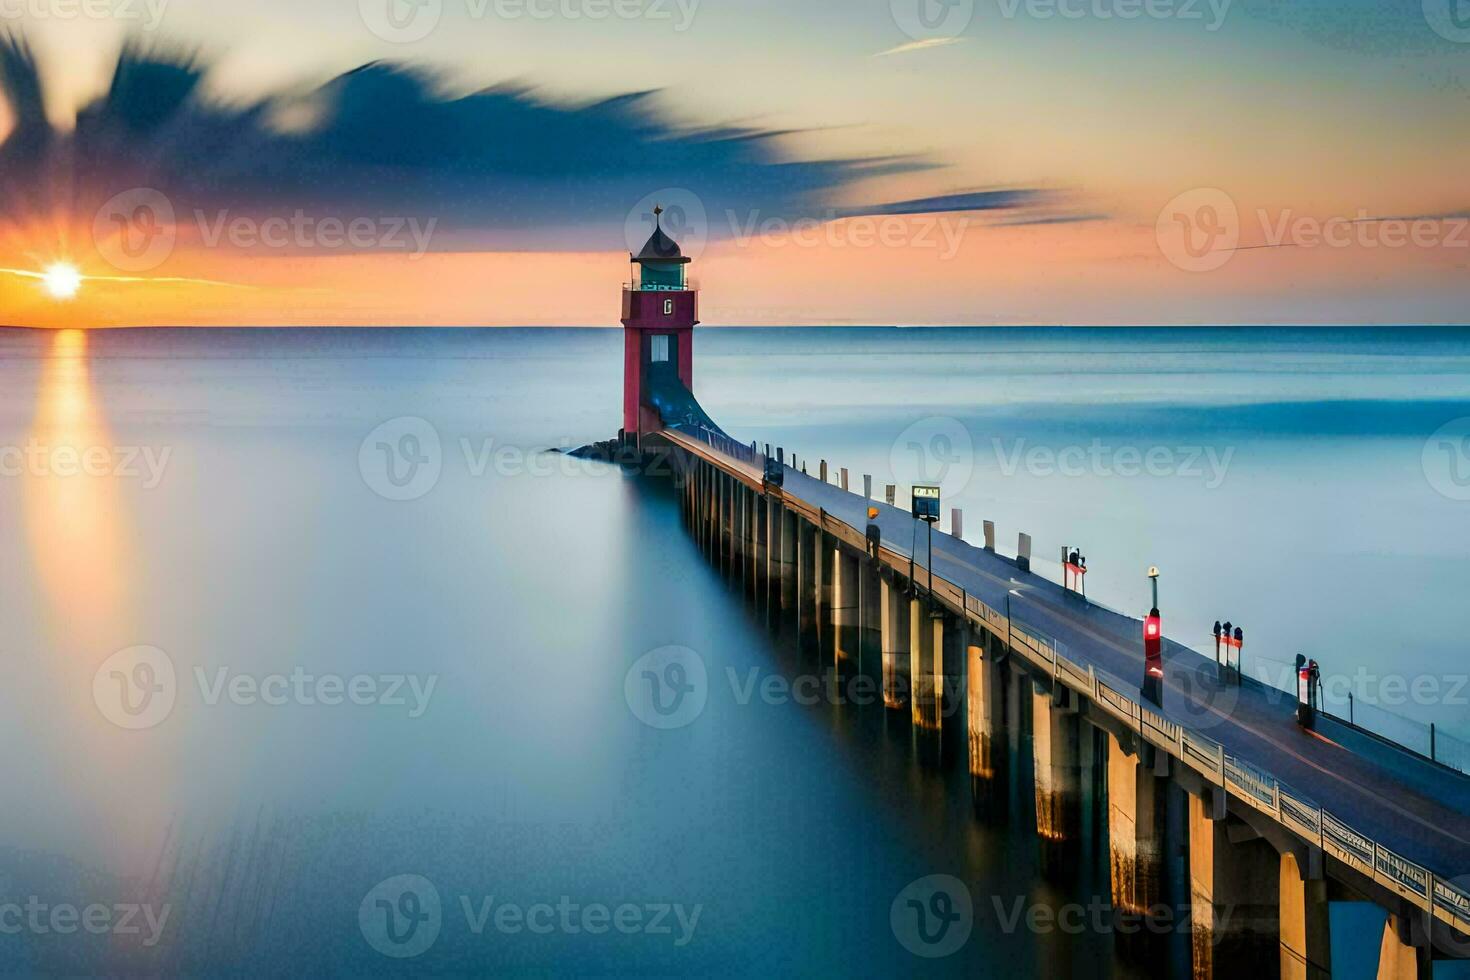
[[0, 325, 1466, 976]]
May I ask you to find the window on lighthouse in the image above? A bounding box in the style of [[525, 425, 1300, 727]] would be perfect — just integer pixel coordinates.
[[651, 335, 670, 363]]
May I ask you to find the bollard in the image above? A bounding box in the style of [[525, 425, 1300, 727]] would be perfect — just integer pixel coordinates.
[[1017, 532, 1032, 572], [820, 460, 828, 482], [951, 508, 963, 540], [863, 474, 873, 500], [983, 520, 995, 551], [777, 447, 784, 464], [841, 467, 849, 492]]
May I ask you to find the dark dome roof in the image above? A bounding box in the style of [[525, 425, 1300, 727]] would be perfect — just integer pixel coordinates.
[[633, 208, 692, 263]]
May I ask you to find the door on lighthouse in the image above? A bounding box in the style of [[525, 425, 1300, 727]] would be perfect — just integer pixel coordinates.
[[643, 332, 682, 409]]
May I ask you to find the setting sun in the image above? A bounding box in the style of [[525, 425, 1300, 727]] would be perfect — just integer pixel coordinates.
[[42, 262, 82, 300]]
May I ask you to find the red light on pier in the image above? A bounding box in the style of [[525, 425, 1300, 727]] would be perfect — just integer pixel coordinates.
[[1144, 609, 1163, 677]]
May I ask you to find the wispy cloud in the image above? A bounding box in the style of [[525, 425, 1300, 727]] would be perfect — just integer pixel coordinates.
[[874, 37, 966, 57]]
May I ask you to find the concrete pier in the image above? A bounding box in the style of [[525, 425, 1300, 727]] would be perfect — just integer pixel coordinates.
[[797, 519, 818, 647], [858, 557, 882, 677], [1031, 682, 1081, 857], [880, 575, 910, 709], [834, 547, 861, 674], [778, 506, 797, 617], [967, 632, 1008, 815], [656, 441, 1470, 971], [1376, 915, 1432, 980], [1107, 732, 1168, 943], [1188, 793, 1280, 978], [910, 597, 944, 730], [1278, 851, 1331, 980]]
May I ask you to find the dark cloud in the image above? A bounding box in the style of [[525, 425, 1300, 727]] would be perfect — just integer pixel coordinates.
[[0, 36, 1074, 253]]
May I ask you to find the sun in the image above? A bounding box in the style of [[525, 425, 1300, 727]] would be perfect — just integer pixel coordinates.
[[42, 262, 83, 300]]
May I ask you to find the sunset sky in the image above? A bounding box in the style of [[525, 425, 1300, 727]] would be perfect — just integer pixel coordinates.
[[0, 0, 1466, 327]]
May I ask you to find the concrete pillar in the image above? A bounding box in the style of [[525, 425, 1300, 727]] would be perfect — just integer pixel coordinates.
[[779, 508, 797, 617], [1375, 915, 1431, 980], [1107, 732, 1167, 930], [1031, 683, 1081, 850], [910, 597, 943, 730], [797, 520, 817, 648], [1279, 851, 1331, 980], [967, 632, 1007, 816], [858, 557, 882, 678], [754, 492, 769, 604], [748, 489, 760, 598], [818, 533, 835, 661], [834, 548, 860, 674], [1188, 795, 1280, 978], [881, 576, 910, 709]]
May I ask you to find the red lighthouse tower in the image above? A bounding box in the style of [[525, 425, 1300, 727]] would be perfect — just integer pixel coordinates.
[[621, 206, 699, 445]]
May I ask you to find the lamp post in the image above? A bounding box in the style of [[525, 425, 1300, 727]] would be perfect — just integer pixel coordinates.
[[1142, 567, 1163, 707], [912, 485, 941, 600]]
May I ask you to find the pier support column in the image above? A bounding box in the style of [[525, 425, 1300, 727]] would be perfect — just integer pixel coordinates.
[[968, 631, 1007, 814], [779, 508, 797, 618], [1107, 733, 1167, 933], [1375, 915, 1431, 980], [797, 520, 818, 649], [818, 532, 835, 662], [858, 557, 882, 678], [1188, 794, 1280, 978], [881, 576, 910, 709], [764, 499, 776, 605], [834, 548, 861, 674], [1031, 682, 1081, 859], [732, 484, 746, 590], [910, 597, 943, 729], [1279, 852, 1331, 980], [747, 487, 759, 598]]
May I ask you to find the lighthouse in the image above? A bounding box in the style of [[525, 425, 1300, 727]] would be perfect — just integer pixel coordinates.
[[621, 206, 699, 445]]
